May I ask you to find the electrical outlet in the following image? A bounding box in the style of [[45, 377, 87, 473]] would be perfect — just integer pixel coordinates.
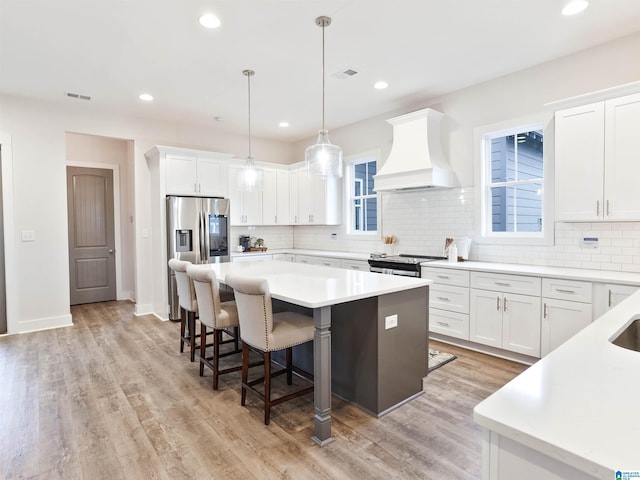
[[21, 230, 36, 242], [331, 232, 337, 240], [385, 314, 398, 329]]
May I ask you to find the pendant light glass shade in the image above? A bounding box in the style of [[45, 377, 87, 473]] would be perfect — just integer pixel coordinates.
[[305, 130, 343, 177], [240, 69, 263, 191], [305, 16, 343, 178]]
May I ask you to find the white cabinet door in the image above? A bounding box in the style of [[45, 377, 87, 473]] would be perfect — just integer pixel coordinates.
[[276, 169, 291, 225], [296, 167, 341, 225], [289, 169, 300, 224], [541, 298, 592, 356], [603, 92, 640, 220], [605, 283, 638, 310], [502, 293, 541, 357], [272, 253, 294, 262], [227, 166, 263, 226], [197, 156, 227, 197], [166, 154, 198, 195], [554, 102, 605, 221], [262, 169, 278, 225], [470, 289, 503, 348]]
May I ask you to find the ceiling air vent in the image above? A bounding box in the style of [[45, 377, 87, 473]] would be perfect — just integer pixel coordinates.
[[332, 68, 359, 80], [65, 91, 92, 101]]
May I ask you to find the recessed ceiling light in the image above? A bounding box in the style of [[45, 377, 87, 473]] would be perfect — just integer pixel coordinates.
[[374, 81, 388, 90], [199, 14, 221, 29], [139, 93, 153, 101], [279, 122, 289, 128], [561, 0, 588, 16]]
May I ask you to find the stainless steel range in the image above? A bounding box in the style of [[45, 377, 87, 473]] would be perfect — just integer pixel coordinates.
[[368, 253, 447, 277]]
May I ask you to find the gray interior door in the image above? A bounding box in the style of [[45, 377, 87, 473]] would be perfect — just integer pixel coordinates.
[[67, 167, 116, 305]]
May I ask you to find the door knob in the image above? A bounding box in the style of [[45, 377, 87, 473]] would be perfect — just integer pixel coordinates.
[[109, 249, 114, 254]]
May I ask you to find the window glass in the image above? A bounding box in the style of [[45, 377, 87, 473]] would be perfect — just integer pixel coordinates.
[[484, 126, 544, 236], [348, 158, 377, 233]]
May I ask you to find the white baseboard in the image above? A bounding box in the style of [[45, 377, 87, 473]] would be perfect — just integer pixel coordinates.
[[17, 314, 73, 334]]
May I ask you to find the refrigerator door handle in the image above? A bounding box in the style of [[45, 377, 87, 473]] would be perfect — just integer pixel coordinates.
[[200, 209, 207, 263]]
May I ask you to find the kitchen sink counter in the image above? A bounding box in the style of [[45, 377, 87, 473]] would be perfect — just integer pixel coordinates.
[[424, 259, 640, 286], [473, 288, 640, 479]]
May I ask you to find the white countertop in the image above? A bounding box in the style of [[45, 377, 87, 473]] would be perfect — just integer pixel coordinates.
[[474, 289, 640, 477], [424, 260, 640, 286], [230, 248, 371, 261], [194, 260, 430, 308]]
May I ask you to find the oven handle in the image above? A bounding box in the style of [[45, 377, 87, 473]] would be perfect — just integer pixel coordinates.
[[369, 267, 420, 277]]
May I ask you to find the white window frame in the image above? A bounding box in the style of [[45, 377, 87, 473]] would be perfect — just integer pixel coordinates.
[[344, 150, 380, 237], [474, 114, 554, 246]]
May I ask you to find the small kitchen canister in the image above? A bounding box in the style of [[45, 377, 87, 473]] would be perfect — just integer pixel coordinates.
[[448, 244, 458, 263]]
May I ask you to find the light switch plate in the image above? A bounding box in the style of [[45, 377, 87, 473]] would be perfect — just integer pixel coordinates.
[[385, 314, 398, 329]]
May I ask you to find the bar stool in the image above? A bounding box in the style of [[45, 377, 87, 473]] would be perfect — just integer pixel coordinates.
[[186, 265, 243, 390], [225, 273, 314, 425], [168, 259, 199, 362]]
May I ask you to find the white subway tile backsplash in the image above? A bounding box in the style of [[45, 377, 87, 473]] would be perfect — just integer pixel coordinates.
[[288, 185, 640, 273]]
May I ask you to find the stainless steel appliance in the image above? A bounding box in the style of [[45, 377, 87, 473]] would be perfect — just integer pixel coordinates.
[[368, 253, 446, 277], [167, 196, 230, 320]]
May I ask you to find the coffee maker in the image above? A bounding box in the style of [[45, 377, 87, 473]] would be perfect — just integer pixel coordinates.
[[239, 235, 250, 251]]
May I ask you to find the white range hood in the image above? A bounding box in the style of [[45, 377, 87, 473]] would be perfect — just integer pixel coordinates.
[[374, 108, 459, 191]]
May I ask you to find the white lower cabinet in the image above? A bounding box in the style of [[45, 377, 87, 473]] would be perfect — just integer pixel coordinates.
[[470, 272, 541, 357], [232, 254, 272, 263], [294, 254, 341, 268], [541, 278, 593, 356], [423, 266, 470, 340]]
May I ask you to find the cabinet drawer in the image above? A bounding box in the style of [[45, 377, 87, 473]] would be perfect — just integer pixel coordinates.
[[470, 272, 541, 296], [429, 309, 469, 340], [542, 278, 592, 303], [422, 266, 470, 287], [341, 259, 369, 271], [430, 285, 470, 314]]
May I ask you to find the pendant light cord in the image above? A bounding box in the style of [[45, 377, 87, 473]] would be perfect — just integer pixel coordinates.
[[321, 22, 325, 133], [247, 71, 252, 159]]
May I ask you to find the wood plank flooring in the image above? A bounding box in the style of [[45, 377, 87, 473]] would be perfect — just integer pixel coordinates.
[[0, 301, 528, 479]]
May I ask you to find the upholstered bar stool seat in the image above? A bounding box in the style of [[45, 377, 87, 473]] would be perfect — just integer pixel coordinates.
[[225, 273, 314, 425], [168, 258, 200, 362], [187, 265, 245, 390]]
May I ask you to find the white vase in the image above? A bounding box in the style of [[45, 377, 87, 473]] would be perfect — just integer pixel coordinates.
[[383, 243, 395, 256]]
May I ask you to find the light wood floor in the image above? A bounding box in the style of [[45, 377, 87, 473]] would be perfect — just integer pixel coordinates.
[[0, 301, 528, 479]]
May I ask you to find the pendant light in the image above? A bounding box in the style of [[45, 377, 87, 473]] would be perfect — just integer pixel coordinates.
[[240, 69, 263, 191], [305, 16, 343, 178]]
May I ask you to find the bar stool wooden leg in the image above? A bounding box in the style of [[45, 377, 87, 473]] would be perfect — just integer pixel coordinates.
[[241, 342, 249, 406], [212, 330, 221, 390], [286, 348, 293, 385], [180, 307, 187, 353], [199, 323, 206, 376], [264, 351, 271, 425], [189, 311, 197, 362]]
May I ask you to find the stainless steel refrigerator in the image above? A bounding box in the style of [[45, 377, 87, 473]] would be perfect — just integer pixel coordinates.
[[166, 196, 230, 320]]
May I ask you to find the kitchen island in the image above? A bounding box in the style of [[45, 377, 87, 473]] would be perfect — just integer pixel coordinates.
[[474, 289, 640, 479], [194, 260, 431, 446]]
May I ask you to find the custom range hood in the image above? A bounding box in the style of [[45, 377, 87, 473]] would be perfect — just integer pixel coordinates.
[[374, 108, 459, 191]]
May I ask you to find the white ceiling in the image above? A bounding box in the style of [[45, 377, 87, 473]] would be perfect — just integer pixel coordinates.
[[2, 0, 640, 143]]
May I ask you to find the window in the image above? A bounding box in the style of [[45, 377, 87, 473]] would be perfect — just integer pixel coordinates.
[[478, 120, 551, 244], [346, 154, 378, 234]]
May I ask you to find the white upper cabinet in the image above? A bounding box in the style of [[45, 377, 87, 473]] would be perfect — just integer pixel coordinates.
[[228, 166, 263, 226], [262, 169, 291, 225], [555, 92, 640, 221], [294, 166, 341, 225], [165, 152, 228, 197]]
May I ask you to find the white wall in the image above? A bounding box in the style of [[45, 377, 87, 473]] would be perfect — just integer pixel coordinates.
[[291, 31, 640, 272], [0, 94, 294, 333]]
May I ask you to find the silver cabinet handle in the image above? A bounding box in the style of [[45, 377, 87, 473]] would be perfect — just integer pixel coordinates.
[[496, 296, 500, 311], [495, 282, 511, 287], [437, 275, 450, 279], [543, 303, 548, 318], [606, 199, 610, 216], [556, 288, 575, 294], [503, 296, 508, 311], [608, 289, 612, 307], [596, 200, 600, 216], [436, 296, 450, 301], [436, 321, 450, 327]]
